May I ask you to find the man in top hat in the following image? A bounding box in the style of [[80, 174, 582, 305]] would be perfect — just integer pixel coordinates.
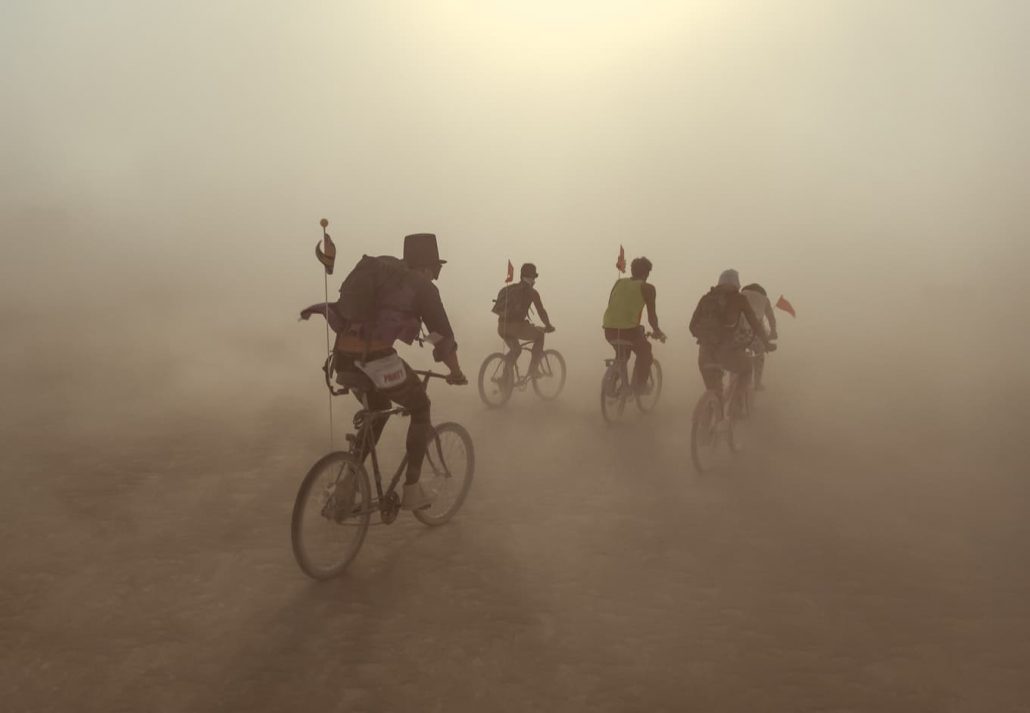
[[301, 232, 467, 511]]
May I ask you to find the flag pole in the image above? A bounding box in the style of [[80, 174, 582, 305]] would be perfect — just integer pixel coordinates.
[[319, 219, 334, 451]]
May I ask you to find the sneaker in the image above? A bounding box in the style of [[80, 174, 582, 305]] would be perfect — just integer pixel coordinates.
[[401, 482, 433, 511]]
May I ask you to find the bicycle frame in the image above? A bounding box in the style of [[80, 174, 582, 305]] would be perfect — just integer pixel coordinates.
[[343, 370, 450, 512], [500, 339, 538, 387], [604, 343, 634, 396]]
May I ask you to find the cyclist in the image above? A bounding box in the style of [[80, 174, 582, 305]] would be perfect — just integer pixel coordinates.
[[689, 269, 775, 415], [602, 256, 667, 393], [493, 263, 555, 377], [300, 233, 467, 510], [739, 283, 778, 390]]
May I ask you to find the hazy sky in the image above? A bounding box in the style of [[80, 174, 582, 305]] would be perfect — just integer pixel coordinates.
[[2, 1, 1027, 335]]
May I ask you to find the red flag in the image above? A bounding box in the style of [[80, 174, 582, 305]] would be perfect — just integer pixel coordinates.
[[616, 245, 626, 274], [315, 233, 336, 275], [775, 295, 796, 318], [505, 260, 514, 283]]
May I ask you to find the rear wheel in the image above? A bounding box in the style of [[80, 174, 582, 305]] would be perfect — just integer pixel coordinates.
[[291, 452, 372, 580], [531, 349, 567, 401], [477, 353, 514, 408], [414, 422, 475, 526], [691, 392, 730, 473], [635, 359, 663, 413], [600, 364, 628, 424]]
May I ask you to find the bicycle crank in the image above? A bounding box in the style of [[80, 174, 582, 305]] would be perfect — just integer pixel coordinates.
[[380, 491, 401, 524]]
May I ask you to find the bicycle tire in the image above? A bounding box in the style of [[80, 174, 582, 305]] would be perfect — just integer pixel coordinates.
[[691, 391, 724, 472], [477, 353, 514, 408], [413, 422, 475, 526], [600, 365, 628, 424], [531, 349, 567, 401], [291, 452, 372, 580]]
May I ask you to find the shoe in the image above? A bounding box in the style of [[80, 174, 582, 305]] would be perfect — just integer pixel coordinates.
[[401, 482, 433, 511]]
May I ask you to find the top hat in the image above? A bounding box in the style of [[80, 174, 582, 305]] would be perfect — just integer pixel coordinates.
[[403, 233, 446, 268]]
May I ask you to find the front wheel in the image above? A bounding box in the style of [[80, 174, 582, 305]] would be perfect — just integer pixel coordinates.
[[531, 349, 567, 401], [291, 452, 372, 580], [414, 422, 475, 526], [478, 353, 514, 408]]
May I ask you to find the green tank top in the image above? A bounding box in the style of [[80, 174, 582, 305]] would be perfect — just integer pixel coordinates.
[[603, 278, 646, 329]]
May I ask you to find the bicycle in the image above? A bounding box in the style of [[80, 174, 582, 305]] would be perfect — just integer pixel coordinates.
[[291, 364, 475, 580], [691, 342, 775, 472], [600, 332, 664, 424], [477, 326, 566, 408]]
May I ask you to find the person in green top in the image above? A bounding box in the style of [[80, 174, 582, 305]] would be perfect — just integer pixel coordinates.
[[602, 257, 667, 393]]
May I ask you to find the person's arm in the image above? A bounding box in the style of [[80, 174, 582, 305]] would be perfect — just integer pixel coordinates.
[[531, 290, 553, 330], [299, 302, 346, 334], [417, 281, 464, 377], [740, 295, 770, 345], [764, 299, 778, 339], [642, 283, 664, 339]]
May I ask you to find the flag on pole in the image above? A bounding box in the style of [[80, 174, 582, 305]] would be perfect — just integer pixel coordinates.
[[775, 295, 796, 318], [616, 245, 626, 274], [505, 259, 514, 283], [315, 233, 336, 274]]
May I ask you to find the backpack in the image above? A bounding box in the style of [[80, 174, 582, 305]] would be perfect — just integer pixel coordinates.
[[333, 255, 411, 327], [491, 283, 532, 320], [690, 288, 732, 345]]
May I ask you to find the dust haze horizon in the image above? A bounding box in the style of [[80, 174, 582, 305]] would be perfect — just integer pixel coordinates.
[[2, 2, 1028, 711]]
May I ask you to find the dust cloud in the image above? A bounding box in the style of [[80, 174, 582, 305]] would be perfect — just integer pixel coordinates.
[[2, 1, 1028, 711]]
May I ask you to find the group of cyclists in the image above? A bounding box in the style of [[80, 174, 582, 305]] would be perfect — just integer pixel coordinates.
[[301, 232, 778, 511]]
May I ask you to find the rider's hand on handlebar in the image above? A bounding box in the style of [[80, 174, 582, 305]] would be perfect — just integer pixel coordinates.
[[653, 329, 668, 343], [446, 370, 468, 386]]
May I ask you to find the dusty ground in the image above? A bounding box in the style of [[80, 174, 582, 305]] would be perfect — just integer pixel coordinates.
[[3, 338, 1028, 713]]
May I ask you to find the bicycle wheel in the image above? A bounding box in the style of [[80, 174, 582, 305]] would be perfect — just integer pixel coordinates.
[[635, 359, 663, 413], [600, 365, 628, 424], [691, 392, 730, 472], [291, 452, 372, 580], [414, 422, 475, 526], [477, 353, 514, 408], [531, 349, 567, 401]]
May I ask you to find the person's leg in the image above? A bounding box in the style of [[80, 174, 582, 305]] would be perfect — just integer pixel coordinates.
[[722, 348, 753, 416], [698, 343, 723, 391], [497, 322, 520, 359], [753, 350, 766, 389], [381, 365, 431, 485], [631, 328, 653, 389], [513, 321, 545, 374]]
